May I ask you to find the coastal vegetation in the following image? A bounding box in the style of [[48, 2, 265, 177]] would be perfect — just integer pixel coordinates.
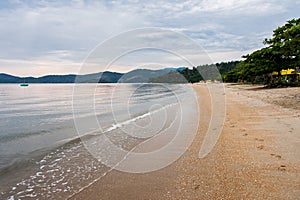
[[150, 61, 240, 83], [224, 18, 300, 87]]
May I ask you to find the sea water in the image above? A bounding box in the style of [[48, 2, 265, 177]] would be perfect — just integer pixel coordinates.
[[0, 83, 198, 199]]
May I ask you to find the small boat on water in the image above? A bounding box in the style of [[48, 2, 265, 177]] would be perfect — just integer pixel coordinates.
[[20, 83, 29, 87]]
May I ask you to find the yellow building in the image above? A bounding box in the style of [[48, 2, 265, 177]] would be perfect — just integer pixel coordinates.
[[281, 68, 300, 75], [272, 69, 300, 75]]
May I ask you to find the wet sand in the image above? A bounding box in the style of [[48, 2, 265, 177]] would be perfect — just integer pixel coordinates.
[[70, 84, 300, 200]]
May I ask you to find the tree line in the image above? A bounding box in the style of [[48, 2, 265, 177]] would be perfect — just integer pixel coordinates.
[[150, 61, 240, 83]]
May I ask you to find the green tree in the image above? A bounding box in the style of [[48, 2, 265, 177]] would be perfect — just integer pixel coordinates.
[[224, 18, 300, 85], [264, 18, 300, 69]]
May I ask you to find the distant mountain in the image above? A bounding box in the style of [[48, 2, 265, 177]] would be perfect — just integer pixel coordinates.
[[32, 75, 76, 83], [0, 72, 123, 83], [149, 70, 188, 83], [118, 69, 171, 83], [75, 72, 123, 83], [0, 67, 193, 84], [162, 67, 186, 72], [0, 73, 23, 83]]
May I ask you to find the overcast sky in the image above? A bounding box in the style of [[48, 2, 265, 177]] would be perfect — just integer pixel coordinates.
[[0, 0, 299, 76]]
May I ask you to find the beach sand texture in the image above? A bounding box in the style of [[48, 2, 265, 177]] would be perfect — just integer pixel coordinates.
[[71, 84, 300, 200]]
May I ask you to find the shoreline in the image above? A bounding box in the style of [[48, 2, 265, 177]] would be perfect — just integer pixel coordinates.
[[71, 83, 300, 199]]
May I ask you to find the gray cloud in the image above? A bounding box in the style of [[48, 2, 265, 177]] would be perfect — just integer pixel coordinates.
[[0, 0, 299, 76]]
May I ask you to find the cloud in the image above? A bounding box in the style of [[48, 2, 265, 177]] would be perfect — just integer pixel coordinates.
[[0, 1, 143, 58], [183, 0, 286, 15], [0, 58, 81, 77], [0, 0, 299, 76]]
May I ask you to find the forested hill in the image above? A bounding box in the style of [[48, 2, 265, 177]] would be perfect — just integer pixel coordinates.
[[0, 68, 185, 84], [1, 62, 240, 84], [0, 72, 123, 83], [150, 61, 240, 83]]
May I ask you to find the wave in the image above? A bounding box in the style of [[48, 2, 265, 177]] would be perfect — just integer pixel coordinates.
[[0, 97, 180, 177], [0, 84, 191, 199], [0, 146, 54, 177], [0, 129, 50, 143], [84, 102, 178, 136]]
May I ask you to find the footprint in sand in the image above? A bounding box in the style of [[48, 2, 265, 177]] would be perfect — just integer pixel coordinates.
[[270, 154, 282, 159], [243, 133, 248, 136], [255, 138, 264, 142], [278, 165, 286, 171], [257, 145, 264, 150]]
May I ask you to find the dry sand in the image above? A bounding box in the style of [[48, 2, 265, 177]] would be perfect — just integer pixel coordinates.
[[70, 84, 300, 200]]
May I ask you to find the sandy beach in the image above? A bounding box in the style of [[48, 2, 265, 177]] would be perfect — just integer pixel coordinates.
[[70, 84, 300, 200]]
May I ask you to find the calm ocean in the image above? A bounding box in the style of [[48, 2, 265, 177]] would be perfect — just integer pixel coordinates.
[[0, 83, 198, 199]]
